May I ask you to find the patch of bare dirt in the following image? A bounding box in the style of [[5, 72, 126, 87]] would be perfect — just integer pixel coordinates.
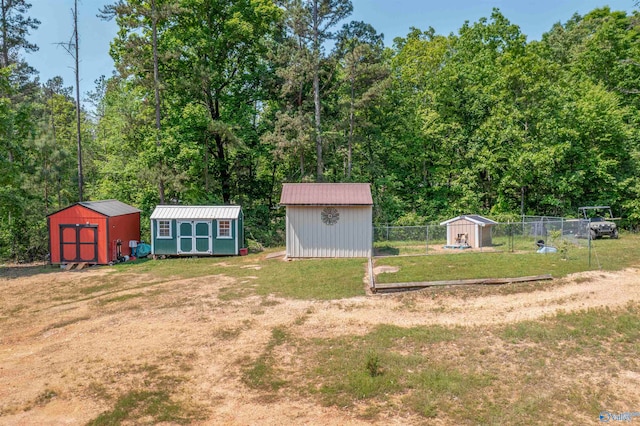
[[373, 265, 399, 274], [1, 266, 639, 424]]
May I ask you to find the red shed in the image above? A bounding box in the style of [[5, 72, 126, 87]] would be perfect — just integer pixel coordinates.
[[47, 200, 141, 265]]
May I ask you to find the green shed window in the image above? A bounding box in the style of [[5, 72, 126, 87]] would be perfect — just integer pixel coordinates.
[[157, 220, 172, 238], [217, 220, 231, 238]]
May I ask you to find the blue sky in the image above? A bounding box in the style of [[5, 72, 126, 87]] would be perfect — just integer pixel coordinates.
[[25, 0, 636, 102]]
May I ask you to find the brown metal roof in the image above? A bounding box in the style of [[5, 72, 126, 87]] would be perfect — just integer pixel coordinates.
[[280, 183, 373, 206]]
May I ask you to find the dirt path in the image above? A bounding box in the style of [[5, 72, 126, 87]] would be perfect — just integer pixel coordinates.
[[1, 266, 639, 425]]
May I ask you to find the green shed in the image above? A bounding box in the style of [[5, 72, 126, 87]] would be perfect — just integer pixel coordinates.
[[150, 205, 244, 256]]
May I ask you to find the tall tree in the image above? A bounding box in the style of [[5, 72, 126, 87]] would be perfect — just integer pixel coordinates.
[[161, 0, 281, 203], [335, 20, 385, 179], [100, 0, 181, 203], [310, 0, 352, 181], [0, 0, 39, 67], [279, 0, 352, 181]]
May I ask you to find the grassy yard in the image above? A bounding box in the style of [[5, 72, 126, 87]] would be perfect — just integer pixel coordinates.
[[374, 231, 618, 256], [110, 251, 367, 300], [374, 233, 640, 284], [241, 303, 640, 423]]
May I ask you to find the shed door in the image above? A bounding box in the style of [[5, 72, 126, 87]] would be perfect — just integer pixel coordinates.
[[177, 221, 211, 254], [60, 224, 98, 263]]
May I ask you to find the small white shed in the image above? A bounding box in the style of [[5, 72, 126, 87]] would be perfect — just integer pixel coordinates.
[[440, 215, 498, 249], [280, 183, 373, 258]]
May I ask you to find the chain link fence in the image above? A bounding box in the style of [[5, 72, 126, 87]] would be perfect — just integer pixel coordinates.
[[373, 216, 596, 257]]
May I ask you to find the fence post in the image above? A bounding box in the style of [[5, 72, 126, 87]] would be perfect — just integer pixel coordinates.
[[426, 225, 429, 255], [587, 219, 591, 268], [386, 224, 389, 241]]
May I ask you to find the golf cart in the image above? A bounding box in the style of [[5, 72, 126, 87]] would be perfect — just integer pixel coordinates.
[[578, 206, 618, 239]]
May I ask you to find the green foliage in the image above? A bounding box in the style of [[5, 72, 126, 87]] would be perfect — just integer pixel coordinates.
[[394, 211, 427, 226], [549, 230, 571, 260], [365, 351, 382, 377], [4, 3, 640, 261]]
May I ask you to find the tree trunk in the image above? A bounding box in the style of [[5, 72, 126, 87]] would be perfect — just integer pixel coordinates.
[[204, 137, 210, 191], [151, 0, 165, 204], [73, 0, 83, 202], [312, 0, 323, 182], [347, 75, 355, 179], [206, 97, 231, 204], [2, 0, 12, 162], [0, 0, 8, 67], [215, 133, 231, 204]]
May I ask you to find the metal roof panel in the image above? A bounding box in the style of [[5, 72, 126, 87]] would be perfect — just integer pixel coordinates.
[[150, 205, 241, 220], [78, 200, 141, 217], [280, 183, 373, 205], [440, 215, 497, 226]]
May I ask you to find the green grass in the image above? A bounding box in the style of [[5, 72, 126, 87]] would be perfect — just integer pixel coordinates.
[[242, 326, 291, 392], [86, 359, 205, 425], [302, 324, 492, 418], [502, 304, 640, 347], [113, 255, 367, 300], [252, 258, 366, 299], [374, 240, 436, 256], [375, 251, 588, 283], [375, 233, 640, 284], [80, 283, 119, 295], [45, 316, 91, 330], [97, 292, 146, 305], [374, 235, 554, 255], [87, 390, 188, 426], [268, 306, 640, 423]]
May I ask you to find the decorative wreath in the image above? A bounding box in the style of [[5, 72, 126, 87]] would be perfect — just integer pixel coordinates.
[[321, 207, 340, 225]]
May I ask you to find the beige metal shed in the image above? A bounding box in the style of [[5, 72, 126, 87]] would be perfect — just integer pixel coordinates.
[[280, 183, 373, 258], [440, 215, 497, 249]]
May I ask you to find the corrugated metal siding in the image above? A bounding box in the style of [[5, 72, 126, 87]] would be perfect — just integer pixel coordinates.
[[150, 205, 241, 220], [280, 183, 373, 205], [286, 206, 372, 258]]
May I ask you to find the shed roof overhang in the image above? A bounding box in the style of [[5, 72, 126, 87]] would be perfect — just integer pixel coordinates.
[[440, 215, 498, 227], [47, 200, 141, 218], [150, 205, 242, 220], [280, 183, 373, 206]]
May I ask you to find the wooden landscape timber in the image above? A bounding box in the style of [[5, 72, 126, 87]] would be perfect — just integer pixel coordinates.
[[372, 274, 553, 293], [63, 262, 89, 271]]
